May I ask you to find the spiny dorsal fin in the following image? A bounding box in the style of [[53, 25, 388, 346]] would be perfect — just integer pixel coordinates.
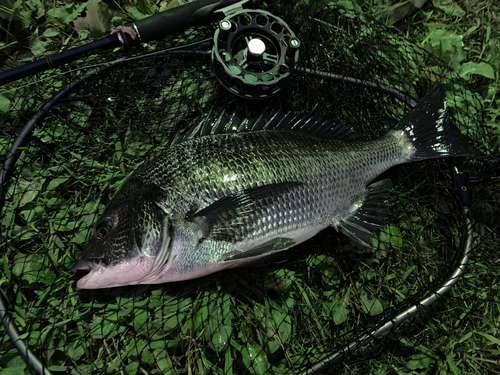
[[171, 110, 365, 146]]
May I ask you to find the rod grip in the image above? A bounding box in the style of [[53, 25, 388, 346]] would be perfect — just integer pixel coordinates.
[[132, 0, 242, 42]]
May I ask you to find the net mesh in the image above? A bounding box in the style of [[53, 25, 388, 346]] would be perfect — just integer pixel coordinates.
[[0, 2, 498, 374]]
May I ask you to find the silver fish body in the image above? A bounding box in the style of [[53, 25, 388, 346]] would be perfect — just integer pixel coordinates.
[[72, 86, 475, 289]]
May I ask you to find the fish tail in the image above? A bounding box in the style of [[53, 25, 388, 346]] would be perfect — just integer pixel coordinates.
[[394, 85, 478, 160]]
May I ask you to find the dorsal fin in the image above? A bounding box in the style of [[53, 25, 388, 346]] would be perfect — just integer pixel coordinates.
[[171, 110, 365, 146]]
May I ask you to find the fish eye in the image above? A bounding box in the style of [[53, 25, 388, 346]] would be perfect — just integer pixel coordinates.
[[96, 220, 112, 239]]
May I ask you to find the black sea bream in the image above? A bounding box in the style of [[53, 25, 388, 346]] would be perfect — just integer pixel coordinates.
[[72, 86, 476, 289]]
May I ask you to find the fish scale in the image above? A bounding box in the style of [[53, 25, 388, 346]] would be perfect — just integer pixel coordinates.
[[134, 131, 400, 243], [72, 86, 477, 288]]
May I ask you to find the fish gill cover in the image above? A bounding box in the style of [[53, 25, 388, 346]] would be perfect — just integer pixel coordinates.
[[0, 1, 497, 374]]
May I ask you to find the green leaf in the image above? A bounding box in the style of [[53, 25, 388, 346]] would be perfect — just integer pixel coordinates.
[[1, 368, 26, 375], [421, 28, 465, 69], [26, 0, 45, 18], [47, 177, 69, 190], [43, 27, 59, 37], [47, 3, 85, 23], [164, 313, 183, 331], [19, 189, 38, 207], [13, 253, 39, 275], [71, 230, 89, 245], [211, 318, 232, 352], [276, 311, 291, 343], [125, 6, 149, 20], [242, 342, 270, 375], [6, 0, 35, 27], [133, 310, 148, 331], [67, 346, 85, 361], [11, 253, 57, 285], [388, 2, 412, 24], [89, 316, 114, 338], [457, 331, 473, 344], [1, 354, 27, 375], [412, 0, 427, 8], [0, 94, 10, 113], [3, 255, 11, 280], [402, 265, 416, 281], [224, 348, 233, 375], [335, 1, 355, 11], [0, 0, 19, 20], [137, 0, 157, 15], [125, 361, 138, 375], [446, 352, 461, 375], [389, 225, 403, 248], [30, 39, 51, 57], [332, 299, 349, 325], [7, 356, 26, 368], [360, 291, 383, 316], [484, 85, 498, 104], [477, 332, 500, 345], [406, 353, 435, 370], [157, 356, 174, 373], [37, 269, 56, 285], [141, 349, 154, 365], [432, 0, 465, 17], [459, 62, 495, 80]]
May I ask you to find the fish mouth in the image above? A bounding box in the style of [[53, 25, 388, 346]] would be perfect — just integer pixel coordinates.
[[72, 256, 155, 289], [72, 259, 96, 288], [71, 259, 94, 275]]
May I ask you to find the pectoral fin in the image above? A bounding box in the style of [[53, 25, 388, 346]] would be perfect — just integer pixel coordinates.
[[338, 179, 392, 247], [187, 182, 302, 242]]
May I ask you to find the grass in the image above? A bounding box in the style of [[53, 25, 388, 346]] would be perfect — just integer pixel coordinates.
[[0, 0, 499, 374]]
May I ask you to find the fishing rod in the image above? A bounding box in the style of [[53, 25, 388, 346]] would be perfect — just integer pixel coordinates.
[[0, 0, 415, 105], [0, 0, 260, 86]]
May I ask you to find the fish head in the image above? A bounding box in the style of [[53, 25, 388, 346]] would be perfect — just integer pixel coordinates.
[[72, 184, 172, 289]]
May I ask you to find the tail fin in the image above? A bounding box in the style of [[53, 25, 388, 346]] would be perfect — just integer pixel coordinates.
[[395, 85, 478, 160]]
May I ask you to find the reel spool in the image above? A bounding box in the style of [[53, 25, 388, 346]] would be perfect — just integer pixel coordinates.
[[211, 9, 300, 100]]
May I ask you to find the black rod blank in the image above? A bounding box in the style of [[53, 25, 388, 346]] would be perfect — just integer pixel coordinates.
[[0, 0, 252, 86], [0, 35, 123, 86]]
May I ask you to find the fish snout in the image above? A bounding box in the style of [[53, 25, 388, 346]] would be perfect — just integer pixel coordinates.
[[71, 259, 93, 275]]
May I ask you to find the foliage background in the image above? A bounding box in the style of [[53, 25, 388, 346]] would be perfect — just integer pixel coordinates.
[[0, 0, 499, 374]]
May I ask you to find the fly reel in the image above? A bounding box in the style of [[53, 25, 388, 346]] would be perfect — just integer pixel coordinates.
[[211, 9, 300, 100]]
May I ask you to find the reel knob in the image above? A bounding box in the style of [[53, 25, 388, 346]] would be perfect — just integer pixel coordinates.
[[212, 9, 300, 100], [248, 38, 266, 56]]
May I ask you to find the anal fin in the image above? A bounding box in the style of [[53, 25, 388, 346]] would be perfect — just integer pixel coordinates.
[[338, 179, 392, 247]]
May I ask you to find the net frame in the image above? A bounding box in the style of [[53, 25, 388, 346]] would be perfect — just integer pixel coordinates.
[[0, 2, 497, 375]]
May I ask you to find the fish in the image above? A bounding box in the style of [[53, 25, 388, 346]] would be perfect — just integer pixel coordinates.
[[72, 85, 476, 289]]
